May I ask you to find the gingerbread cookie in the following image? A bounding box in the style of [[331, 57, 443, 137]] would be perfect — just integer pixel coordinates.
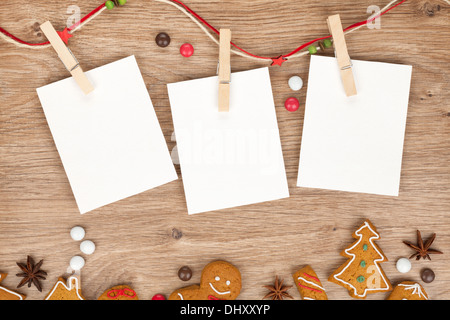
[[44, 275, 85, 300], [98, 285, 139, 300], [169, 261, 241, 300], [0, 273, 26, 300], [293, 265, 327, 300], [387, 281, 428, 300], [328, 219, 392, 299]]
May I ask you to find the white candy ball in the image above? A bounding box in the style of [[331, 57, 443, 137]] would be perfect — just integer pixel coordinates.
[[70, 226, 85, 241], [288, 76, 303, 91], [80, 240, 96, 255], [70, 256, 85, 271], [396, 258, 412, 273]]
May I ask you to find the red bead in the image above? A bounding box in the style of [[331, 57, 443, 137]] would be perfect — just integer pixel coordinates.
[[152, 294, 166, 300], [284, 97, 300, 112], [180, 43, 194, 57]]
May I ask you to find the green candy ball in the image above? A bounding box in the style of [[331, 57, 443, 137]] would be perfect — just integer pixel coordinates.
[[117, 0, 127, 5], [323, 39, 333, 48], [308, 45, 318, 55], [105, 1, 115, 10]]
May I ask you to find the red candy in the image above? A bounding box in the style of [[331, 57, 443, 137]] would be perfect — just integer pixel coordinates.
[[152, 294, 166, 300], [180, 43, 194, 57], [284, 97, 300, 112]]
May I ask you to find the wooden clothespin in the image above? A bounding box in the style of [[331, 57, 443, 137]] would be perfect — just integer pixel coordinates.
[[326, 14, 357, 97], [40, 21, 94, 95], [218, 29, 231, 112]]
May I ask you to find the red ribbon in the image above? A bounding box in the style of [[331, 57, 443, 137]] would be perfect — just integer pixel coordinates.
[[107, 288, 137, 299], [208, 295, 222, 300]]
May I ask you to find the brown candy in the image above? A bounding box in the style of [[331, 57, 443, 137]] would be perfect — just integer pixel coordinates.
[[178, 266, 192, 281], [156, 32, 171, 48], [421, 268, 435, 283]]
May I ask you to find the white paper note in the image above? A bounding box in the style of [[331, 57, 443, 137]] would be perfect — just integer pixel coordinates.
[[297, 55, 412, 196], [168, 68, 289, 214], [37, 55, 178, 214]]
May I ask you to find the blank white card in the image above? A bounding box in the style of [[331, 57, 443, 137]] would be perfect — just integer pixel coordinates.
[[168, 68, 289, 214], [37, 56, 177, 214], [298, 55, 412, 196]]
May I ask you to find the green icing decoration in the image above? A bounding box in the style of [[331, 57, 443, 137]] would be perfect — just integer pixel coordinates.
[[360, 260, 366, 268], [363, 244, 368, 251], [357, 276, 365, 283]]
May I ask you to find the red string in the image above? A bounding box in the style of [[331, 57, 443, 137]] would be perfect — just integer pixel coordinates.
[[0, 0, 407, 58], [67, 2, 107, 32], [344, 0, 407, 32], [0, 25, 50, 46], [170, 0, 407, 60], [170, 0, 269, 60], [0, 2, 107, 47]]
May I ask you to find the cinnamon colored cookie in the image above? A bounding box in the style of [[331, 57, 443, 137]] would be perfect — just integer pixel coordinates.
[[387, 281, 428, 300], [0, 273, 26, 300], [328, 219, 392, 299], [169, 261, 241, 300], [44, 275, 85, 300], [98, 285, 139, 300], [293, 265, 327, 300]]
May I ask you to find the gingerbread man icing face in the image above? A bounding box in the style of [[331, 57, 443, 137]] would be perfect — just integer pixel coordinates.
[[169, 261, 242, 300], [200, 261, 241, 300]]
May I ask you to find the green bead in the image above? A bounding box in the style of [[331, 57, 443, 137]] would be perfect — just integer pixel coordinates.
[[363, 244, 368, 251], [360, 260, 366, 268], [308, 45, 318, 55], [117, 0, 127, 5], [105, 1, 115, 9], [323, 39, 332, 48], [357, 276, 365, 283]]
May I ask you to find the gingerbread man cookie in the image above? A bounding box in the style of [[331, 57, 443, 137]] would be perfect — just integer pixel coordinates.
[[169, 261, 241, 300], [0, 273, 26, 300], [98, 285, 139, 300], [387, 281, 428, 300], [44, 275, 85, 300]]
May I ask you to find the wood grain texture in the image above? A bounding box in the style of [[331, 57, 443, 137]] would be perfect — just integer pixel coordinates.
[[0, 0, 449, 300]]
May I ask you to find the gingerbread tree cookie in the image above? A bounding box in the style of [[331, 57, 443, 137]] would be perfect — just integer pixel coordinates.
[[0, 273, 26, 300], [169, 261, 241, 300], [328, 219, 392, 299], [44, 275, 85, 300]]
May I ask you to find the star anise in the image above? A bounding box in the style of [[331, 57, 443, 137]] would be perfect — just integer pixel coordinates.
[[16, 256, 47, 292], [403, 230, 443, 261], [262, 276, 293, 300]]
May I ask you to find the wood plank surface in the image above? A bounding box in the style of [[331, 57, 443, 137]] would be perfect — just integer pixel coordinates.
[[0, 0, 449, 300]]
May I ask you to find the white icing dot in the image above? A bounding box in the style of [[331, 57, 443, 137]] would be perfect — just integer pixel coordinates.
[[215, 276, 220, 281], [288, 76, 303, 91], [70, 256, 85, 271], [226, 280, 231, 286], [80, 240, 96, 255], [396, 258, 412, 273], [70, 226, 85, 241]]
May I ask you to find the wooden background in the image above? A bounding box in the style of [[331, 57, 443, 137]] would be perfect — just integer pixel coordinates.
[[0, 0, 449, 301]]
